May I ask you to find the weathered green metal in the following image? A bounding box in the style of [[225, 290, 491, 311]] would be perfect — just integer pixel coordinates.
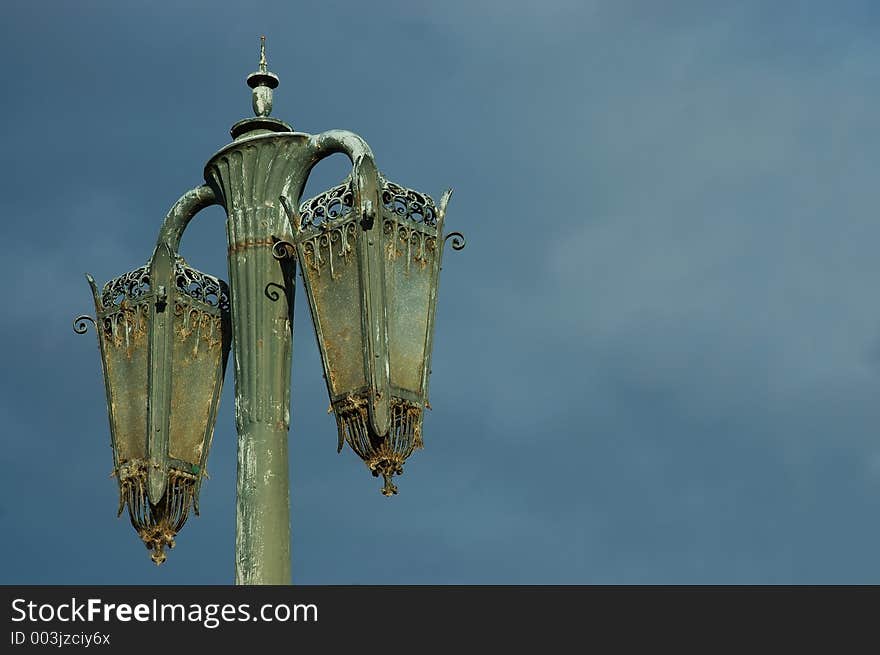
[[74, 188, 230, 564], [282, 159, 461, 496], [74, 36, 463, 582], [155, 185, 218, 251]]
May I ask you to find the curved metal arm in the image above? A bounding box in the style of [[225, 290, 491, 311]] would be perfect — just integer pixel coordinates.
[[307, 129, 375, 166], [303, 129, 382, 230], [155, 185, 218, 253]]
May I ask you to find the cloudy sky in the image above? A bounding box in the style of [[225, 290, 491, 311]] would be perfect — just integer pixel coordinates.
[[3, 0, 880, 584]]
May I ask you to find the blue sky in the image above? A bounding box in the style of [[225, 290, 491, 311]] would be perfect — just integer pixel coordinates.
[[3, 0, 880, 584]]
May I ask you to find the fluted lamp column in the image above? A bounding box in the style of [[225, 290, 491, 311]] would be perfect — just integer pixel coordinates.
[[204, 38, 303, 585]]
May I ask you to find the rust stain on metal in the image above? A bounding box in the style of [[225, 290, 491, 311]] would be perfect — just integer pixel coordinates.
[[228, 237, 278, 254]]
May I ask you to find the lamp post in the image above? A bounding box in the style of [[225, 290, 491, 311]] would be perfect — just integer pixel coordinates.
[[74, 38, 464, 584]]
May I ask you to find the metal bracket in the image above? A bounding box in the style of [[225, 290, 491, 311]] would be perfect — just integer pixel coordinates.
[[360, 199, 375, 230], [156, 285, 168, 312]]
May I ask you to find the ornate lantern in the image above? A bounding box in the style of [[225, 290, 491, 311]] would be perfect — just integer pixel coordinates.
[[277, 156, 464, 496], [75, 240, 231, 564]]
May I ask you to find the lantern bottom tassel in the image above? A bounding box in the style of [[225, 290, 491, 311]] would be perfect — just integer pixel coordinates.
[[370, 458, 403, 497], [117, 463, 198, 565], [335, 396, 424, 496]]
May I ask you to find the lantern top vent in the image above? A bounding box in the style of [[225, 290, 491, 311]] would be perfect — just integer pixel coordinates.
[[297, 175, 440, 233]]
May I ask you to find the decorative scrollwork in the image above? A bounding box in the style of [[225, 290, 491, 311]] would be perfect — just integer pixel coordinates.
[[271, 238, 296, 261], [444, 231, 466, 251], [300, 222, 358, 278], [382, 180, 437, 226], [173, 300, 224, 348], [73, 314, 96, 334], [100, 303, 148, 351], [101, 265, 150, 308], [298, 175, 439, 233], [264, 282, 286, 303], [174, 260, 230, 311], [384, 219, 436, 272], [101, 260, 229, 312], [298, 179, 354, 229]]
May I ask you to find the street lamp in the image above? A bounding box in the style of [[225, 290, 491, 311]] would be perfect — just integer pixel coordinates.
[[74, 37, 464, 584], [275, 164, 463, 497], [74, 233, 231, 565]]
